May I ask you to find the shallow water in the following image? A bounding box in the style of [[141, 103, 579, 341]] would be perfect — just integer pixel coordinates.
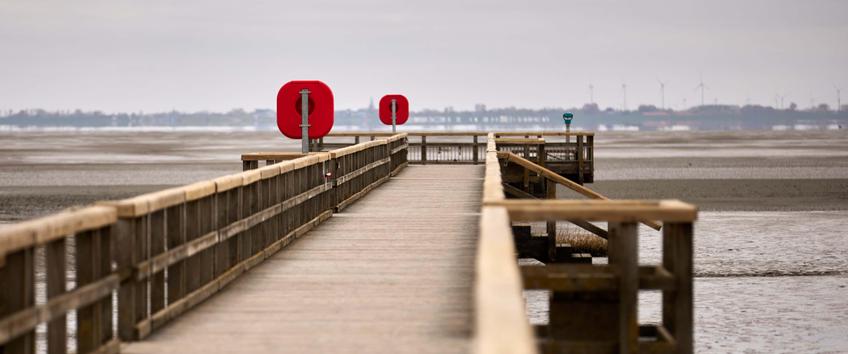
[[525, 210, 848, 353], [528, 276, 848, 353]]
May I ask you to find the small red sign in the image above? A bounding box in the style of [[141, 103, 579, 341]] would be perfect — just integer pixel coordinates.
[[277, 80, 334, 139], [379, 94, 409, 126]]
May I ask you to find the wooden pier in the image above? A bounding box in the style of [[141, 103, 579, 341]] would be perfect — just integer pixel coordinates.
[[0, 132, 695, 354]]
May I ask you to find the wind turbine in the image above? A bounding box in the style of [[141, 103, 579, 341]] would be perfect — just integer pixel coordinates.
[[836, 86, 842, 112], [775, 94, 787, 109], [694, 75, 706, 106], [589, 84, 595, 104], [657, 79, 667, 109]]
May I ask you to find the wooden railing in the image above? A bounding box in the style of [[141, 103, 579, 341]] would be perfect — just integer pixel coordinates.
[[323, 132, 486, 165], [0, 134, 409, 354], [474, 133, 538, 354], [0, 206, 120, 354], [316, 132, 593, 182], [475, 136, 696, 354]]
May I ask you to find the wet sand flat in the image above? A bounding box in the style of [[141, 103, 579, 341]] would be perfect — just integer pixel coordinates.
[[582, 179, 848, 211]]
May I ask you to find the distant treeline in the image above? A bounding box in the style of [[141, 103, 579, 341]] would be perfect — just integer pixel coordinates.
[[1, 104, 846, 131]]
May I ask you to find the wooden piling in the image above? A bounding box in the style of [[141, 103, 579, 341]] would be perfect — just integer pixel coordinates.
[[663, 222, 694, 354]]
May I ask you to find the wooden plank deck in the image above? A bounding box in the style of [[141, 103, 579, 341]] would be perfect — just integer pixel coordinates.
[[123, 165, 484, 354]]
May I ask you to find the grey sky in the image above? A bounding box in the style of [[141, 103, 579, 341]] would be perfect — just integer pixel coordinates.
[[1, 0, 846, 112]]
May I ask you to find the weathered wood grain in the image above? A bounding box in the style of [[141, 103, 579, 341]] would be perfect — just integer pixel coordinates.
[[0, 206, 116, 258], [123, 165, 481, 354], [475, 137, 537, 354], [486, 199, 697, 223]]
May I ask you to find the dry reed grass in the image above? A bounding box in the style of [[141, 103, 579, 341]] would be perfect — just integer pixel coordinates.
[[557, 229, 607, 257], [524, 222, 608, 257]]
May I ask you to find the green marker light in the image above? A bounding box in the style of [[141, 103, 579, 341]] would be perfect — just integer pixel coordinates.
[[563, 112, 574, 142]]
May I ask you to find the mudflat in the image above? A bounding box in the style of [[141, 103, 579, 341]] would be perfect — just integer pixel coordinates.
[[585, 178, 848, 211], [2, 130, 847, 220]]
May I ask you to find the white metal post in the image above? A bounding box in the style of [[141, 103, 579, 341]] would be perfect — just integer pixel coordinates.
[[300, 89, 311, 153], [391, 99, 397, 133]]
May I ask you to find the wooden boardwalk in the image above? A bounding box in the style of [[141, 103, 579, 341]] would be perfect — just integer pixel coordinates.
[[2, 132, 694, 354], [123, 165, 484, 354]]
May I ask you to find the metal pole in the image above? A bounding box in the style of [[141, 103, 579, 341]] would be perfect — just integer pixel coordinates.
[[391, 98, 397, 133], [566, 123, 571, 144], [300, 89, 311, 153]]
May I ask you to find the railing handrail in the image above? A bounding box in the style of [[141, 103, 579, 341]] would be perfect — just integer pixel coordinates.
[[496, 151, 661, 230], [474, 132, 537, 354], [483, 199, 697, 222], [494, 131, 594, 137], [325, 131, 594, 137], [0, 133, 410, 353], [0, 206, 117, 260], [327, 131, 487, 137], [329, 139, 386, 158]]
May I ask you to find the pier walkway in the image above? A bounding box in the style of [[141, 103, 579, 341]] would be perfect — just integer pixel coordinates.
[[123, 165, 483, 354], [1, 132, 696, 354]]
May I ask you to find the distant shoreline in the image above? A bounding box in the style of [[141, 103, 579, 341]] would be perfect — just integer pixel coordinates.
[[2, 104, 847, 131]]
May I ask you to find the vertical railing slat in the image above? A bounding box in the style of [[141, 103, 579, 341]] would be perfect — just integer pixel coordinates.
[[45, 238, 67, 354], [149, 211, 166, 315], [166, 204, 186, 310], [0, 249, 35, 354], [199, 196, 214, 285], [98, 226, 114, 347], [75, 229, 97, 353], [577, 135, 585, 184], [421, 136, 427, 164]]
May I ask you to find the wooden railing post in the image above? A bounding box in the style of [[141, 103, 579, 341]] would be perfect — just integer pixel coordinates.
[[545, 180, 556, 262], [538, 142, 546, 168], [663, 222, 694, 354], [421, 136, 427, 164], [166, 203, 187, 319], [609, 221, 639, 354], [523, 135, 530, 158], [46, 238, 67, 354], [76, 227, 111, 353], [198, 194, 215, 294], [385, 142, 391, 178], [149, 210, 166, 319], [242, 160, 258, 171], [0, 249, 35, 354], [472, 135, 479, 164], [577, 135, 585, 184], [116, 216, 147, 341]]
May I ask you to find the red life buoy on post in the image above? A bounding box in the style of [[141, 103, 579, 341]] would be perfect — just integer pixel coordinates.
[[379, 94, 409, 126], [276, 80, 334, 139]]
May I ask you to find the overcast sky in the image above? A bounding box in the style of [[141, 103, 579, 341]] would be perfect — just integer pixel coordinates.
[[1, 0, 846, 112]]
